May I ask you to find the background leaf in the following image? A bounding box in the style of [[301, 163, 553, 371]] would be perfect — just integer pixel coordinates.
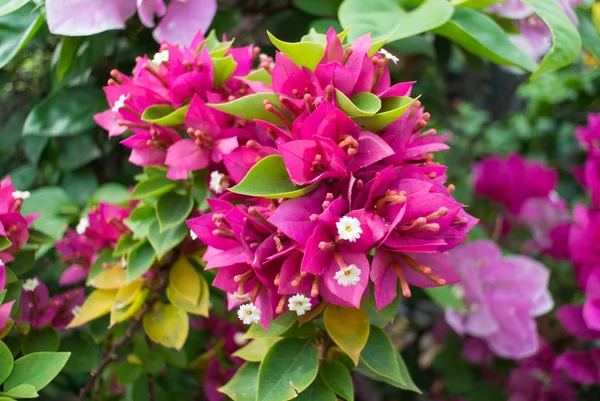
[[218, 362, 259, 401], [3, 352, 70, 392], [0, 3, 44, 69], [143, 304, 189, 350]]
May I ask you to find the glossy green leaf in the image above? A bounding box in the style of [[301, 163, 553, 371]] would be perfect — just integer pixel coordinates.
[[244, 312, 296, 339], [127, 241, 156, 283], [359, 326, 420, 393], [156, 192, 193, 232], [132, 178, 176, 200], [124, 205, 156, 240], [257, 338, 318, 401], [578, 9, 600, 61], [21, 328, 59, 355], [143, 304, 189, 350], [324, 305, 369, 365], [433, 8, 538, 72], [208, 93, 286, 126], [92, 183, 131, 205], [424, 286, 467, 312], [8, 165, 37, 191], [3, 352, 70, 392], [0, 236, 11, 252], [353, 96, 418, 132], [267, 31, 325, 71], [114, 233, 138, 257], [0, 0, 29, 16], [520, 0, 581, 78], [218, 362, 259, 401], [232, 337, 281, 362], [242, 68, 272, 86], [0, 3, 44, 69], [319, 361, 354, 401], [56, 36, 78, 82], [8, 249, 35, 275], [335, 90, 382, 117], [23, 86, 106, 137], [338, 0, 405, 40], [0, 341, 13, 385], [141, 105, 189, 126], [61, 169, 99, 206], [60, 335, 98, 372], [361, 296, 400, 328], [295, 377, 336, 401], [148, 221, 189, 260], [57, 133, 102, 171], [0, 383, 38, 398], [389, 0, 454, 42], [229, 155, 319, 199], [212, 55, 237, 88]]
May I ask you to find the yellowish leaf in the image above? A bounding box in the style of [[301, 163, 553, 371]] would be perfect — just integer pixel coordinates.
[[323, 305, 370, 365], [110, 288, 149, 327], [232, 337, 281, 362], [169, 257, 201, 305], [113, 280, 143, 310], [67, 290, 118, 328], [87, 266, 127, 290], [143, 303, 189, 350]]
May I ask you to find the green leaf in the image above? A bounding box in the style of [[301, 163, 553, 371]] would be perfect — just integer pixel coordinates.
[[127, 241, 156, 283], [143, 304, 189, 350], [3, 352, 70, 392], [156, 192, 193, 232], [62, 169, 99, 206], [218, 362, 259, 401], [148, 221, 189, 260], [359, 326, 420, 393], [294, 0, 340, 17], [229, 155, 319, 199], [361, 296, 400, 328], [578, 9, 600, 61], [338, 0, 406, 41], [267, 31, 325, 71], [0, 383, 38, 398], [0, 341, 13, 385], [432, 8, 538, 72], [212, 55, 237, 88], [20, 186, 77, 239], [57, 133, 102, 171], [23, 85, 106, 137], [295, 378, 336, 401], [0, 0, 29, 16], [242, 68, 273, 86], [8, 249, 35, 276], [114, 233, 138, 257], [56, 36, 78, 82], [21, 328, 59, 355], [7, 165, 37, 190], [353, 96, 418, 132], [60, 335, 98, 372], [207, 93, 286, 126], [323, 305, 369, 366], [92, 183, 131, 205], [115, 362, 143, 386], [319, 361, 354, 401], [423, 286, 467, 312], [257, 338, 318, 401], [209, 39, 235, 58], [389, 0, 454, 42], [132, 178, 177, 200], [141, 104, 189, 126], [0, 3, 44, 69], [335, 90, 381, 117], [451, 0, 497, 9], [124, 205, 156, 240], [0, 236, 11, 252], [88, 249, 118, 281], [520, 0, 581, 78], [244, 312, 297, 339], [232, 338, 281, 362]]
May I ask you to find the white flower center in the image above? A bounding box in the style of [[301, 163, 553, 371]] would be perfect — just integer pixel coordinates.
[[190, 230, 198, 240], [11, 190, 30, 200], [112, 94, 128, 113], [233, 332, 248, 346], [76, 216, 89, 235], [334, 264, 361, 287], [237, 303, 261, 325], [287, 294, 312, 316], [379, 48, 399, 65], [209, 171, 229, 194], [71, 305, 82, 317], [336, 216, 363, 242], [22, 278, 40, 292], [152, 50, 169, 66]]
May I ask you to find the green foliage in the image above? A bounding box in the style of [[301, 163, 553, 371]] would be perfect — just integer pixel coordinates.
[[0, 3, 44, 69], [141, 105, 189, 127], [3, 352, 70, 392]]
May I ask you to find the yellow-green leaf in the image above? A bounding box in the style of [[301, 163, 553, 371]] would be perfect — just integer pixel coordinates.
[[87, 266, 127, 290], [169, 257, 201, 305], [232, 337, 281, 362], [67, 290, 117, 328], [110, 288, 149, 327], [143, 304, 189, 350], [113, 281, 143, 310], [323, 305, 370, 365], [267, 31, 325, 71]]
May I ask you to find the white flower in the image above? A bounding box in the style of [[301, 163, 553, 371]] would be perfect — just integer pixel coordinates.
[[190, 230, 198, 240], [233, 332, 248, 346], [112, 94, 128, 113], [379, 48, 399, 64], [209, 171, 229, 194], [0, 259, 4, 267], [287, 294, 312, 316], [152, 49, 169, 65], [336, 216, 363, 242], [237, 303, 261, 325], [71, 305, 82, 317], [22, 278, 40, 292], [11, 190, 30, 200], [334, 264, 361, 287], [76, 216, 89, 235]]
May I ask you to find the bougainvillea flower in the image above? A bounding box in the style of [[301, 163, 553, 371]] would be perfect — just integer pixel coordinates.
[[556, 304, 600, 340], [576, 113, 600, 158], [555, 349, 600, 385], [583, 269, 600, 331], [56, 229, 99, 286], [15, 278, 59, 329], [86, 203, 132, 247], [45, 0, 217, 46], [445, 240, 553, 359], [568, 204, 600, 287]]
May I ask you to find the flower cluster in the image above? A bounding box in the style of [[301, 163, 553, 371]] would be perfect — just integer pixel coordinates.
[[444, 240, 553, 359], [188, 29, 477, 329]]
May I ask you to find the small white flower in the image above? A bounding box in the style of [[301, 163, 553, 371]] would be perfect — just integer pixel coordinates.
[[334, 264, 361, 287], [209, 171, 229, 194], [288, 294, 312, 316], [76, 216, 89, 235], [22, 278, 40, 292], [379, 48, 399, 64], [237, 303, 261, 325], [152, 49, 169, 65], [336, 216, 363, 242], [112, 94, 128, 113], [233, 332, 248, 346], [11, 190, 30, 200], [71, 305, 82, 317], [190, 230, 198, 240]]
